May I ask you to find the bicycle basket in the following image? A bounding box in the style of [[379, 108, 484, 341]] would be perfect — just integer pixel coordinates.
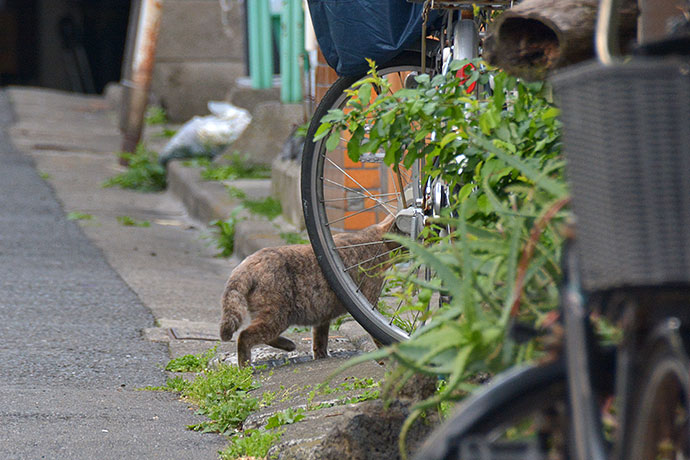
[[552, 58, 690, 292]]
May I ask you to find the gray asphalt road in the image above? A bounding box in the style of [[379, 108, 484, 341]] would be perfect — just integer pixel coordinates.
[[0, 92, 224, 458]]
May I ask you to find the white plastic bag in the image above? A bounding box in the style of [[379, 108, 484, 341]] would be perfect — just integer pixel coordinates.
[[159, 102, 251, 166]]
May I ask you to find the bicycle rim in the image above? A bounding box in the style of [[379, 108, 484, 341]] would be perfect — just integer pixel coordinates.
[[302, 52, 431, 344]]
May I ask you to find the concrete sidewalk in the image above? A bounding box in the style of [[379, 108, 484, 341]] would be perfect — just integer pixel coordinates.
[[5, 86, 399, 459]]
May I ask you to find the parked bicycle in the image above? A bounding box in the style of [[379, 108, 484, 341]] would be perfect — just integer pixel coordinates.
[[302, 0, 514, 344], [412, 0, 690, 458]]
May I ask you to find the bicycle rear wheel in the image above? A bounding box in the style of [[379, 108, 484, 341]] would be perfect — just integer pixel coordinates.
[[626, 321, 690, 460], [301, 52, 430, 344]]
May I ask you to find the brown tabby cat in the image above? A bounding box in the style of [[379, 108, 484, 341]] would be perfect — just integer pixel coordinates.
[[220, 215, 398, 367]]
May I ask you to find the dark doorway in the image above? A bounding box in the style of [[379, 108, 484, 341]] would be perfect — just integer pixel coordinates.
[[1, 0, 131, 94]]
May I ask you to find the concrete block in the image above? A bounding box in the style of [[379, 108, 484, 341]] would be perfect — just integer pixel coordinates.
[[226, 78, 281, 111], [229, 101, 304, 166], [233, 219, 286, 259], [271, 157, 304, 230], [167, 161, 241, 224], [151, 62, 245, 121], [156, 0, 245, 61]]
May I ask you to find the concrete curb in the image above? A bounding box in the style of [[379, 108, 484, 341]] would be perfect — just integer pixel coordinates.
[[166, 160, 290, 259]]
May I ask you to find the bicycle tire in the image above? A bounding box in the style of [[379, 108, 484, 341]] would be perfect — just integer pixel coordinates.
[[625, 321, 690, 460], [301, 51, 430, 344], [413, 360, 569, 460]]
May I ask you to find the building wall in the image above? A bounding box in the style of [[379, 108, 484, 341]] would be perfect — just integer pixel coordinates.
[[150, 0, 246, 122]]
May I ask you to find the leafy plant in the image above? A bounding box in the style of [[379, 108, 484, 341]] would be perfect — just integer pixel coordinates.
[[209, 207, 245, 257], [200, 152, 272, 181], [264, 408, 305, 429], [242, 196, 282, 220], [165, 345, 218, 373], [145, 105, 168, 125], [189, 391, 259, 434], [116, 215, 150, 227], [103, 143, 167, 192], [225, 185, 282, 219], [149, 353, 292, 455], [317, 57, 561, 192], [219, 429, 283, 460], [320, 60, 569, 457]]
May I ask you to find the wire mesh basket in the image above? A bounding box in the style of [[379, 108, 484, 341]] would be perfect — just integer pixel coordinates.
[[552, 58, 690, 292]]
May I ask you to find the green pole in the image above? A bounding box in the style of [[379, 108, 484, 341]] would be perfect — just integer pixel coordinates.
[[248, 0, 273, 89], [280, 0, 304, 103]]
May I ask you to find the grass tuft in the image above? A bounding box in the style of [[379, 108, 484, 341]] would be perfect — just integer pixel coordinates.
[[103, 143, 166, 192], [200, 153, 272, 182]]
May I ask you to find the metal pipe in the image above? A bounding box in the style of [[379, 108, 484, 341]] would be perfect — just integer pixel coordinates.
[[595, 0, 622, 65], [248, 0, 273, 89], [280, 0, 304, 103], [121, 0, 164, 154]]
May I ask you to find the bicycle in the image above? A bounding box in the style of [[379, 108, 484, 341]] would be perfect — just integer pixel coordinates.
[[412, 0, 690, 459], [301, 0, 514, 344]]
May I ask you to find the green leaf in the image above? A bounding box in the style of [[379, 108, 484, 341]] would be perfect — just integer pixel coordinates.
[[471, 134, 567, 197], [313, 122, 332, 141], [439, 132, 458, 149], [388, 235, 463, 302], [326, 131, 341, 151], [358, 82, 373, 106], [479, 108, 501, 135]]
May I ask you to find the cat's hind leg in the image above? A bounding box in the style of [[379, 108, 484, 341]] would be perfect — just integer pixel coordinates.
[[237, 315, 289, 368], [312, 322, 330, 360], [267, 336, 296, 352]]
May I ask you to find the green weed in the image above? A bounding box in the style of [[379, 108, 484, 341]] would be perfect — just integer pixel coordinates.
[[305, 378, 381, 410], [225, 185, 282, 220], [189, 390, 259, 434], [103, 143, 166, 192], [145, 106, 168, 125], [219, 429, 283, 460], [209, 208, 244, 257], [242, 196, 282, 220], [264, 408, 305, 429], [279, 232, 309, 245], [200, 153, 271, 181], [182, 158, 212, 168], [165, 345, 218, 373], [116, 216, 150, 227], [160, 128, 177, 138], [66, 211, 94, 221], [174, 363, 259, 435], [150, 352, 293, 456]]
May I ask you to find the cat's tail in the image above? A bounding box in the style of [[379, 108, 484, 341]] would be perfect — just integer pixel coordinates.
[[219, 270, 252, 341]]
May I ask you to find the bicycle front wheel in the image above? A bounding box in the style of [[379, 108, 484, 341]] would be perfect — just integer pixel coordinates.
[[301, 52, 429, 344], [413, 361, 570, 460]]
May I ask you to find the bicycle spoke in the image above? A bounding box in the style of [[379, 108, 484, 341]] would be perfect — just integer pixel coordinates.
[[343, 247, 399, 272], [334, 240, 388, 250], [321, 190, 400, 203], [325, 198, 398, 227], [321, 180, 399, 216], [323, 156, 397, 214]]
